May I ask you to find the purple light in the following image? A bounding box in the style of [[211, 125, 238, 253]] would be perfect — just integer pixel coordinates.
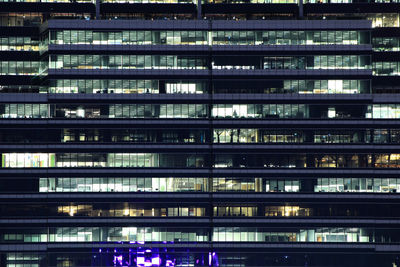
[[151, 256, 161, 266], [166, 260, 175, 267], [213, 252, 219, 267], [96, 246, 219, 267], [113, 255, 123, 266], [137, 256, 145, 266]]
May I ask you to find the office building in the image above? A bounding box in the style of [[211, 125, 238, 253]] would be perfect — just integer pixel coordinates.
[[0, 0, 400, 266]]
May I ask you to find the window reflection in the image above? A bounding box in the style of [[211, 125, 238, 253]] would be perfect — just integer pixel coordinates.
[[0, 61, 40, 75], [3, 227, 209, 243], [30, 177, 400, 193], [4, 153, 400, 169], [262, 55, 370, 70], [4, 203, 400, 218], [0, 85, 41, 93], [315, 178, 400, 193], [214, 129, 303, 143], [265, 206, 312, 217], [212, 178, 300, 192], [57, 204, 206, 217], [3, 103, 400, 119], [212, 227, 376, 243], [214, 206, 257, 216], [373, 61, 400, 75], [40, 177, 208, 192], [61, 129, 207, 143], [367, 13, 400, 28], [372, 104, 400, 118], [0, 36, 39, 51], [47, 79, 207, 94], [373, 37, 400, 51], [4, 128, 400, 144], [50, 55, 207, 70], [213, 79, 370, 94], [47, 54, 371, 71], [47, 29, 368, 46], [4, 227, 400, 243], [307, 13, 399, 28], [0, 13, 43, 27], [211, 55, 370, 70], [2, 153, 206, 168], [212, 30, 367, 45]]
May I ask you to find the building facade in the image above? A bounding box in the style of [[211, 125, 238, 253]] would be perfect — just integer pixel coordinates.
[[1, 1, 400, 267]]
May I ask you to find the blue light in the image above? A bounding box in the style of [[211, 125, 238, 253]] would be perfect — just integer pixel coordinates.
[[94, 244, 217, 266]]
